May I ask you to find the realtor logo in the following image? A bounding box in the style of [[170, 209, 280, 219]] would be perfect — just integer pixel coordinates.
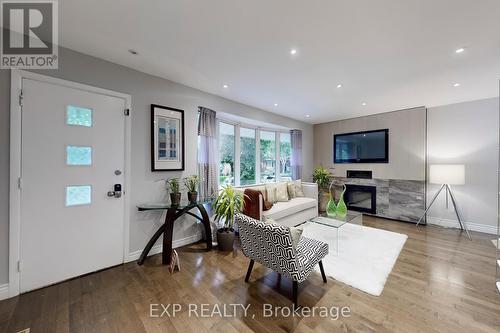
[[1, 0, 58, 68]]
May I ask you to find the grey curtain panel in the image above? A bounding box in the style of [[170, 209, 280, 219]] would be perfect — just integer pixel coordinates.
[[290, 129, 303, 180], [198, 107, 218, 201]]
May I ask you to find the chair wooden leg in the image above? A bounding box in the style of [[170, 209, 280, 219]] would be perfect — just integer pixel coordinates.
[[319, 260, 327, 283], [292, 281, 298, 307], [245, 259, 254, 282]]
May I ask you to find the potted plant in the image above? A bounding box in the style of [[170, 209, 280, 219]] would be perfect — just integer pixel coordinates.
[[183, 175, 200, 203], [313, 166, 333, 212], [166, 178, 181, 205], [213, 185, 244, 251]]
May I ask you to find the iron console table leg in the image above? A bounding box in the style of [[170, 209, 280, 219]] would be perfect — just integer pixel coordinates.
[[137, 204, 213, 265]]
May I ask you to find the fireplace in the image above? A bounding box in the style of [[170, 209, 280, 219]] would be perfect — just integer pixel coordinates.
[[347, 170, 372, 179], [345, 184, 376, 214]]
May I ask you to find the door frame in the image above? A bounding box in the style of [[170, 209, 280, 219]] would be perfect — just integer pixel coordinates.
[[9, 69, 132, 297]]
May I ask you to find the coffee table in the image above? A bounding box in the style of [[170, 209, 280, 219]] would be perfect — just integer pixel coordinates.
[[309, 211, 363, 255]]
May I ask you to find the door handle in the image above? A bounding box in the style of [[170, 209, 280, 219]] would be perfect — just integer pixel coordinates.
[[108, 184, 122, 198]]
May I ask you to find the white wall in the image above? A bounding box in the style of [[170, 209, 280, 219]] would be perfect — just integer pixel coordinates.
[[0, 62, 9, 289], [426, 98, 499, 234], [0, 47, 314, 286], [313, 107, 426, 180]]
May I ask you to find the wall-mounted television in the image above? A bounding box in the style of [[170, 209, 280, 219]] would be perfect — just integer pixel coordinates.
[[334, 129, 389, 163]]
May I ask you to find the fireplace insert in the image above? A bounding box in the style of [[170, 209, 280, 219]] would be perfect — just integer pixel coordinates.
[[344, 184, 376, 214]]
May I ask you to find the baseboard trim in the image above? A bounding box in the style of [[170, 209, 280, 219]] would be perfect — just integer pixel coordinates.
[[426, 217, 497, 235], [0, 283, 9, 301], [126, 232, 202, 262]]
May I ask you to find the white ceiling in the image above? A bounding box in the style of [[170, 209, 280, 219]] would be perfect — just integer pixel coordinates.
[[59, 0, 500, 124]]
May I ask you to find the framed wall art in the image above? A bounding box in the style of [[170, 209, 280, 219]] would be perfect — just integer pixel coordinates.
[[151, 104, 185, 171]]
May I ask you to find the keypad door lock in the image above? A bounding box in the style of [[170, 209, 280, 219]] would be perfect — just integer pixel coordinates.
[[107, 184, 122, 198]]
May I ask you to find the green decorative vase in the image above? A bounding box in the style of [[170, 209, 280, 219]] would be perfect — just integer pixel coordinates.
[[336, 184, 348, 218], [326, 191, 337, 217]]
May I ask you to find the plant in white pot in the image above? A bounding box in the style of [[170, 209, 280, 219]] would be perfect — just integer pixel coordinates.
[[212, 185, 244, 251]]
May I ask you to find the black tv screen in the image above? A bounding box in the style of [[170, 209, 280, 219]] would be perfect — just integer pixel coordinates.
[[334, 129, 389, 163]]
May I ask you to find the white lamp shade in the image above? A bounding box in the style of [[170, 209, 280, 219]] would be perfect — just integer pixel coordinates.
[[429, 164, 465, 185]]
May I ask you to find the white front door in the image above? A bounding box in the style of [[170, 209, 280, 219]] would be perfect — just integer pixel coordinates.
[[19, 78, 127, 293]]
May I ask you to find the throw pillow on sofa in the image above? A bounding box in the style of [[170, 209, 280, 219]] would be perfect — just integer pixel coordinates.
[[287, 179, 304, 198], [287, 183, 297, 199], [265, 185, 278, 203], [276, 182, 289, 202], [254, 185, 267, 202]]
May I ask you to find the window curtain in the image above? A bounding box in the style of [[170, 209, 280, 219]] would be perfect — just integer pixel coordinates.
[[290, 129, 302, 180], [198, 107, 218, 201]]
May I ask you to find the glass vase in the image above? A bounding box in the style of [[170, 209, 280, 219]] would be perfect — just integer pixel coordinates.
[[326, 191, 337, 217], [336, 184, 348, 218]]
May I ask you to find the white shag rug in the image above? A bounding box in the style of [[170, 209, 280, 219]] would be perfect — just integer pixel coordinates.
[[301, 222, 408, 296]]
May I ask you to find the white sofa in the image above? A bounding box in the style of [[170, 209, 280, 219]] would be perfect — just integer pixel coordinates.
[[234, 182, 318, 227]]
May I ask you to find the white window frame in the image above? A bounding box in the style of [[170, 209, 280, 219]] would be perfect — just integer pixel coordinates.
[[217, 117, 291, 187], [217, 119, 236, 186], [278, 131, 292, 181]]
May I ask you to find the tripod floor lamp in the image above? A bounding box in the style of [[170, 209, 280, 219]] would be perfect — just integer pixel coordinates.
[[416, 164, 471, 240]]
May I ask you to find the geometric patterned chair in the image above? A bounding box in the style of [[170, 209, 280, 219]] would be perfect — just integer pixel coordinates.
[[235, 213, 329, 306]]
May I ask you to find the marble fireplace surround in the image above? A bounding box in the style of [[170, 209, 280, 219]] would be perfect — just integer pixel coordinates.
[[332, 176, 425, 223]]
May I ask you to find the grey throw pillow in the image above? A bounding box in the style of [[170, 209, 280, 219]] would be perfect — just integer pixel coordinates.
[[287, 179, 304, 197], [289, 226, 303, 249]]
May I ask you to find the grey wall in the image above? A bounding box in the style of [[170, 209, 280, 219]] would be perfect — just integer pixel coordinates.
[[0, 47, 314, 285], [426, 98, 499, 232], [313, 107, 427, 181], [313, 99, 499, 233]]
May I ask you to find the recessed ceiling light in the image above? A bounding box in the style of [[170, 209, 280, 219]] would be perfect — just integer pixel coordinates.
[[453, 83, 460, 87], [274, 103, 278, 107], [306, 114, 311, 118], [455, 47, 465, 54], [362, 102, 367, 106], [223, 84, 228, 89], [290, 49, 297, 55], [128, 49, 138, 55], [336, 84, 343, 88]]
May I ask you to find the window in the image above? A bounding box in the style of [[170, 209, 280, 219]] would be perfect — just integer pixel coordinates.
[[67, 105, 93, 127], [66, 185, 92, 206], [219, 122, 235, 186], [217, 120, 293, 186], [279, 132, 292, 181], [66, 146, 92, 165], [240, 127, 256, 185], [260, 131, 276, 183]]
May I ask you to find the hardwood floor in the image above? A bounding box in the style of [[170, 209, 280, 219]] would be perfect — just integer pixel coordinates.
[[1, 216, 499, 333]]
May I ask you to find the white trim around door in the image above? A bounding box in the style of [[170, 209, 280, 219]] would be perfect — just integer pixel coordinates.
[[8, 69, 132, 298]]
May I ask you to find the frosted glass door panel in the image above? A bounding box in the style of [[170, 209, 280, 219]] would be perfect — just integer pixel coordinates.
[[66, 146, 92, 165]]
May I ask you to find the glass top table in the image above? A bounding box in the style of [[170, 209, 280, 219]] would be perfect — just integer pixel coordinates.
[[137, 201, 210, 211], [310, 210, 363, 228], [136, 201, 212, 265], [308, 211, 363, 255]]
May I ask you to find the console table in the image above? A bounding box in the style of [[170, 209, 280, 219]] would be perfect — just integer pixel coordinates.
[[136, 202, 212, 265]]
